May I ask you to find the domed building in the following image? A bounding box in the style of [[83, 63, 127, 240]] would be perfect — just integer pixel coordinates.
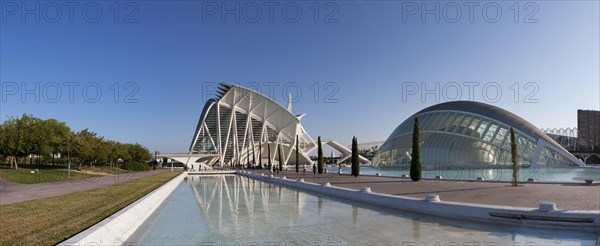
[[373, 101, 584, 168]]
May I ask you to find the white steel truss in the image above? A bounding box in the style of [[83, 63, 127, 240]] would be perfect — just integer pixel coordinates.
[[190, 84, 315, 168]]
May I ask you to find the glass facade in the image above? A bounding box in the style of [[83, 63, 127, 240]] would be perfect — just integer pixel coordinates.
[[373, 109, 579, 169]]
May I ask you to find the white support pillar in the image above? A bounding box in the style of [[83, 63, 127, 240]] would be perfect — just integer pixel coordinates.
[[216, 104, 223, 167]]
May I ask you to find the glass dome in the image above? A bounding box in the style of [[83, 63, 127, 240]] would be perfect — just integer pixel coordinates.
[[373, 101, 584, 169]]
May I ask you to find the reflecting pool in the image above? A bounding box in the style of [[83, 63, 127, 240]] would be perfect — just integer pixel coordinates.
[[326, 166, 600, 183], [128, 175, 598, 245]]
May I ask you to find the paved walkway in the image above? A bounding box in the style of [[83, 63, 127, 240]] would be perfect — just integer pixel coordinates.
[[250, 170, 600, 211], [0, 169, 171, 205]]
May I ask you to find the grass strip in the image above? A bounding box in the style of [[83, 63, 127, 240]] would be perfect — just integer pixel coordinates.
[[0, 170, 181, 245], [0, 167, 101, 184]]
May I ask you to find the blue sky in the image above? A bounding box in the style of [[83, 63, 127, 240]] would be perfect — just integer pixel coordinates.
[[1, 1, 599, 153]]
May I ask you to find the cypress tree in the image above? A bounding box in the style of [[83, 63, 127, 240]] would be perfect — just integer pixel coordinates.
[[351, 136, 360, 177], [410, 117, 422, 181], [278, 143, 283, 171], [510, 128, 518, 187], [252, 142, 256, 167], [317, 136, 324, 174], [295, 135, 299, 173], [258, 141, 262, 169]]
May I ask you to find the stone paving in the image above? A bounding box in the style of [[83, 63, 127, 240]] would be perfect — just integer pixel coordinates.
[[3, 168, 598, 211], [249, 170, 600, 211]]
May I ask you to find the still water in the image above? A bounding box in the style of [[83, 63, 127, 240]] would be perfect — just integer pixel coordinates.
[[128, 175, 598, 245], [327, 166, 600, 183]]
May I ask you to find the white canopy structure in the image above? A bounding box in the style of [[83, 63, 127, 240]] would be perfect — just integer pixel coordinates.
[[163, 83, 369, 170]]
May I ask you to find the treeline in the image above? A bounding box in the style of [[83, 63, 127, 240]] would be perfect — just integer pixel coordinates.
[[0, 114, 152, 169]]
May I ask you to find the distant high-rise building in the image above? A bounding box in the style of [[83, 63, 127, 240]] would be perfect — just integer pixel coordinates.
[[577, 110, 600, 151]]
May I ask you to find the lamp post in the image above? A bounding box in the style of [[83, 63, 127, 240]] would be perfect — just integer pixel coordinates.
[[67, 135, 71, 179]]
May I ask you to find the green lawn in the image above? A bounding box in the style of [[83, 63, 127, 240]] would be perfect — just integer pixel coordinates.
[[0, 170, 182, 245], [0, 167, 101, 184]]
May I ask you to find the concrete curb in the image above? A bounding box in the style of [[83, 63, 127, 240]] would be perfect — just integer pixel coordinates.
[[337, 172, 599, 185], [60, 172, 187, 245], [239, 172, 600, 232]]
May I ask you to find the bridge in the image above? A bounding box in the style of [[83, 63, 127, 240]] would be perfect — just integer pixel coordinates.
[[158, 139, 371, 170], [571, 152, 600, 165], [302, 140, 371, 165], [156, 153, 220, 170]]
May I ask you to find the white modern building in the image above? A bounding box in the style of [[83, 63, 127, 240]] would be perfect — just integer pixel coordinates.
[[161, 83, 369, 170], [373, 101, 585, 168]]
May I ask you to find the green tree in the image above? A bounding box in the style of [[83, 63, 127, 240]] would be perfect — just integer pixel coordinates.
[[20, 115, 43, 165], [42, 119, 71, 166], [351, 136, 360, 177], [93, 136, 108, 164], [74, 129, 99, 168], [0, 117, 20, 169], [12, 115, 43, 166], [114, 142, 132, 163], [29, 116, 50, 165], [317, 136, 324, 174], [0, 114, 154, 170], [410, 117, 422, 181], [0, 115, 61, 168], [105, 140, 118, 168], [0, 124, 4, 161], [0, 120, 19, 167], [510, 128, 518, 187], [65, 132, 75, 175], [129, 143, 152, 163], [295, 135, 299, 173]]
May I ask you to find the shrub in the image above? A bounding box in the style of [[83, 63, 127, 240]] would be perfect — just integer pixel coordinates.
[[120, 162, 151, 171]]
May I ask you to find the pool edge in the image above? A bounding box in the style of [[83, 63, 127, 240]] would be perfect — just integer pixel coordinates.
[[60, 172, 187, 246], [238, 172, 600, 232]]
